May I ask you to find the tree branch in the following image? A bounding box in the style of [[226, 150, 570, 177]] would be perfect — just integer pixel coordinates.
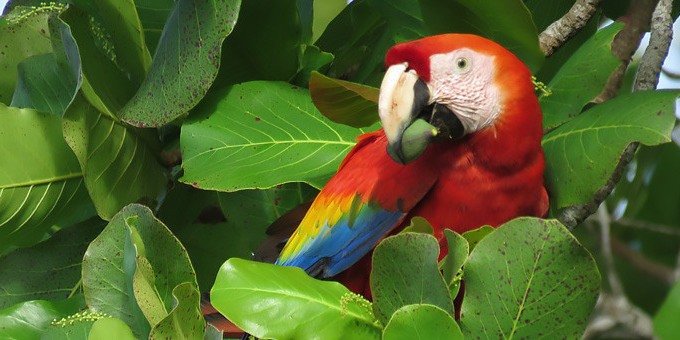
[[615, 217, 680, 237], [635, 0, 675, 91], [539, 0, 604, 56], [598, 204, 625, 296], [557, 0, 673, 229], [610, 237, 675, 285]]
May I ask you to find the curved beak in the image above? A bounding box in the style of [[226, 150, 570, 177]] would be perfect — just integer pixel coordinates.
[[378, 64, 464, 164]]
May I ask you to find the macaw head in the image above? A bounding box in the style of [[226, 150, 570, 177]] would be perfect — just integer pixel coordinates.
[[378, 34, 539, 164]]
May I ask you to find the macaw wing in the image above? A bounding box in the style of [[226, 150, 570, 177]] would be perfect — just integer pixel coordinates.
[[275, 193, 405, 277], [275, 131, 439, 278]]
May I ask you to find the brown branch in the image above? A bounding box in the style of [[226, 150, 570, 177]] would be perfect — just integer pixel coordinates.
[[635, 0, 675, 91], [557, 0, 673, 229], [594, 0, 659, 103], [539, 0, 604, 56]]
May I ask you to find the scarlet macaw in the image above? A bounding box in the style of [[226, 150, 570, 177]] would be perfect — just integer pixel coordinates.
[[265, 34, 548, 295]]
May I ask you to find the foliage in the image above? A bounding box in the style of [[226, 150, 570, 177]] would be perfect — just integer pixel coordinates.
[[0, 0, 677, 339]]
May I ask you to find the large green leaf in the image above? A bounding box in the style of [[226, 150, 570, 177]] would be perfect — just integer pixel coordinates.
[[316, 0, 393, 86], [70, 0, 151, 86], [312, 0, 346, 42], [62, 96, 168, 220], [0, 6, 55, 104], [214, 0, 308, 87], [367, 0, 428, 41], [0, 104, 94, 251], [419, 0, 544, 72], [120, 0, 241, 127], [309, 71, 379, 128], [181, 81, 372, 191], [82, 204, 197, 337], [10, 15, 81, 116], [654, 281, 680, 339], [542, 90, 678, 209], [0, 297, 85, 339], [134, 0, 175, 53], [0, 218, 104, 309], [60, 6, 135, 118], [211, 258, 381, 339], [541, 23, 623, 131], [460, 218, 600, 338], [371, 233, 453, 325], [148, 282, 204, 340], [522, 0, 575, 32], [440, 229, 468, 297], [382, 304, 463, 340], [87, 317, 136, 340]]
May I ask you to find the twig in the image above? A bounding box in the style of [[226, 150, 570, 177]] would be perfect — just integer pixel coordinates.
[[635, 0, 675, 91], [539, 0, 603, 56], [615, 217, 680, 237], [557, 0, 673, 229], [594, 0, 659, 103], [610, 237, 675, 285], [598, 204, 625, 296]]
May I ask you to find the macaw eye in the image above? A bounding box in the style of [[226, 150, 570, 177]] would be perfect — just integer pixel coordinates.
[[456, 57, 470, 71]]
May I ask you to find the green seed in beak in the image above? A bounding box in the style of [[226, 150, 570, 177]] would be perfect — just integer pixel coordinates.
[[387, 119, 438, 164]]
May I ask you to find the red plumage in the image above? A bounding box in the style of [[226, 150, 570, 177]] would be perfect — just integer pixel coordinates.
[[336, 35, 549, 296]]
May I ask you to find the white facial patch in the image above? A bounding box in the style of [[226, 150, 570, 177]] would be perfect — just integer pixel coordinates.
[[428, 49, 502, 133]]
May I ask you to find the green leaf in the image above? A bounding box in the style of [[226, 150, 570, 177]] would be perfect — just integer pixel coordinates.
[[11, 15, 81, 116], [180, 81, 370, 191], [42, 318, 95, 339], [134, 0, 175, 53], [203, 323, 222, 340], [419, 0, 544, 72], [0, 218, 104, 309], [131, 251, 167, 326], [119, 0, 241, 127], [70, 0, 151, 86], [542, 90, 678, 209], [367, 0, 428, 41], [87, 317, 136, 340], [383, 304, 463, 340], [291, 45, 334, 86], [461, 225, 493, 251], [214, 0, 308, 87], [541, 23, 624, 131], [0, 6, 56, 104], [316, 0, 394, 86], [523, 0, 575, 32], [440, 229, 468, 294], [0, 104, 94, 251], [312, 0, 346, 42], [82, 204, 197, 337], [211, 258, 381, 339], [0, 297, 85, 339], [309, 71, 379, 128], [62, 96, 168, 220], [149, 282, 204, 340], [60, 6, 135, 119], [371, 233, 453, 325], [460, 218, 600, 338], [400, 216, 434, 234], [654, 281, 680, 339]]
